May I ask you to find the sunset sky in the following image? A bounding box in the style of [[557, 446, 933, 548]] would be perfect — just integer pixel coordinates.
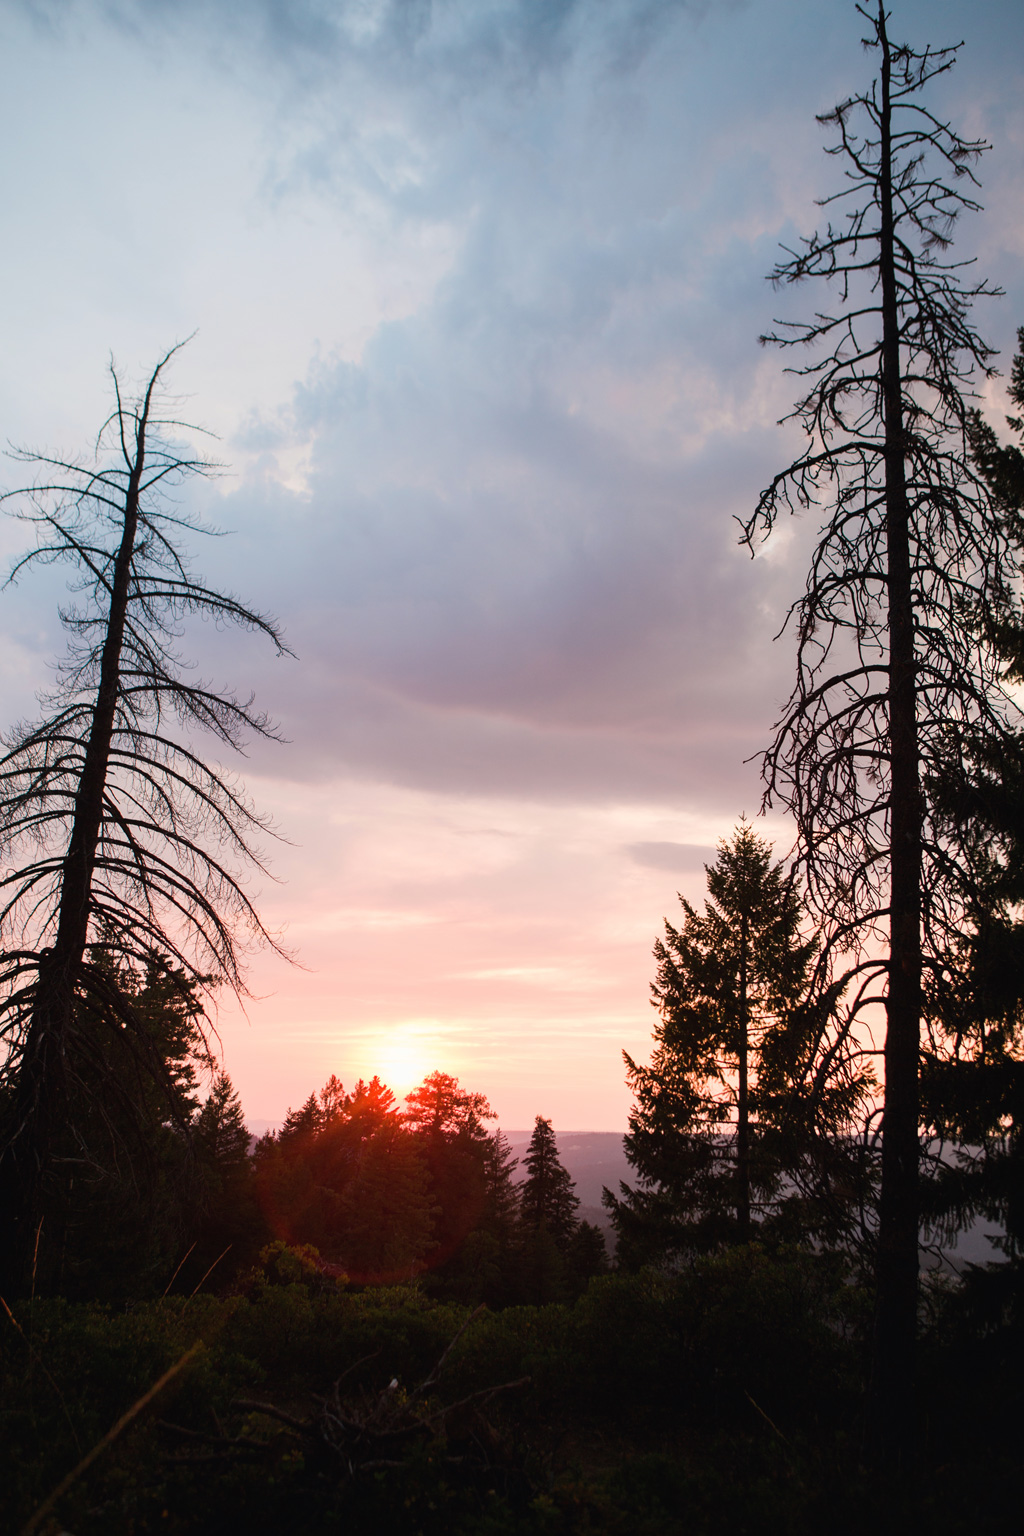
[[1, 0, 1022, 1130]]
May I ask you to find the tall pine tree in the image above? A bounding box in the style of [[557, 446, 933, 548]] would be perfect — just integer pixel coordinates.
[[609, 825, 866, 1266]]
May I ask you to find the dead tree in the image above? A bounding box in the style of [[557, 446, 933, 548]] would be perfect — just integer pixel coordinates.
[[0, 343, 291, 1290], [743, 2, 1014, 1444]]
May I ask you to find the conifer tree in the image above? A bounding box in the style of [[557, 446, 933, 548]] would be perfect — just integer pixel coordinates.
[[517, 1116, 581, 1304], [403, 1071, 496, 1292], [520, 1115, 579, 1243], [187, 1070, 262, 1284], [279, 1094, 324, 1150], [607, 825, 857, 1266], [50, 946, 213, 1296], [196, 1072, 250, 1170], [920, 327, 1024, 1263], [482, 1128, 521, 1241], [252, 1073, 435, 1281]]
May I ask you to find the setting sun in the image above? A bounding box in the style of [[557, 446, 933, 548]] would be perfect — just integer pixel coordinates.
[[369, 1030, 442, 1099]]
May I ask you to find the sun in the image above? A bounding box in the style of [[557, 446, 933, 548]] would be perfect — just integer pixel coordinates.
[[373, 1034, 438, 1097]]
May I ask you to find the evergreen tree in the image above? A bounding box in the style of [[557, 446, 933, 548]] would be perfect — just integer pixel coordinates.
[[252, 1074, 435, 1282], [319, 1074, 348, 1125], [517, 1116, 580, 1303], [437, 1127, 525, 1305], [334, 1118, 435, 1284], [609, 825, 866, 1267], [279, 1094, 324, 1149], [196, 1071, 250, 1169], [188, 1071, 263, 1286], [967, 325, 1024, 527], [565, 1220, 609, 1294], [482, 1128, 522, 1242], [920, 326, 1024, 1266], [520, 1116, 579, 1242], [404, 1071, 493, 1141], [403, 1071, 496, 1295], [477, 1129, 524, 1298], [39, 945, 213, 1297]]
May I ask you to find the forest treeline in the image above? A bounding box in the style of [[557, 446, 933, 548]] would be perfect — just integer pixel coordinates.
[[193, 1061, 606, 1307], [31, 944, 608, 1308]]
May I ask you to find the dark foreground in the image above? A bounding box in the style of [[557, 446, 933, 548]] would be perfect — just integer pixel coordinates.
[[2, 1245, 1020, 1535]]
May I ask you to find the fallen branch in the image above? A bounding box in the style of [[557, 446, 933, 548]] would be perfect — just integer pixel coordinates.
[[219, 1309, 529, 1483]]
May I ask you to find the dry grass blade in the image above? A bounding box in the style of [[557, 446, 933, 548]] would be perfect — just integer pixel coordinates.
[[188, 1244, 230, 1298], [21, 1341, 203, 1536], [30, 1219, 43, 1302], [162, 1240, 196, 1297], [1, 1296, 81, 1454]]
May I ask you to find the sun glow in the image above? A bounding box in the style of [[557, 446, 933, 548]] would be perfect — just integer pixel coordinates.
[[372, 1031, 442, 1098]]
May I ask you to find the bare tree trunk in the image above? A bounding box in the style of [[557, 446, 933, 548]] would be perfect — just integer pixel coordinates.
[[0, 343, 287, 1297], [737, 908, 751, 1240], [4, 378, 153, 1290], [874, 3, 922, 1448]]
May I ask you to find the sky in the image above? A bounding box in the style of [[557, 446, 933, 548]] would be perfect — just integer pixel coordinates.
[[0, 0, 1022, 1130]]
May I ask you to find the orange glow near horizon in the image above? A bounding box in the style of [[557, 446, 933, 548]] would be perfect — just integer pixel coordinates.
[[210, 776, 797, 1132], [369, 1030, 448, 1103]]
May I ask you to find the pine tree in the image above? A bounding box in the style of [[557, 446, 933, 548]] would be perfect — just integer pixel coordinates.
[[404, 1071, 493, 1141], [319, 1074, 348, 1125], [252, 1073, 435, 1281], [403, 1071, 496, 1294], [565, 1220, 609, 1295], [334, 1119, 435, 1284], [515, 1117, 578, 1304], [279, 1094, 324, 1150], [520, 1116, 579, 1243], [482, 1129, 522, 1243], [35, 945, 214, 1297], [920, 327, 1024, 1265], [187, 1071, 262, 1286], [196, 1072, 250, 1170], [609, 825, 866, 1267]]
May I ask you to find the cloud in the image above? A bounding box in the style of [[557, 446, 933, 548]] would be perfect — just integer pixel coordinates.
[[625, 841, 716, 872], [4, 0, 1023, 823]]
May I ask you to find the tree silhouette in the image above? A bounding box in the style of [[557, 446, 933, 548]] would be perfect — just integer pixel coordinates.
[[252, 1074, 436, 1283], [404, 1071, 496, 1286], [609, 825, 866, 1266], [0, 343, 290, 1290], [189, 1069, 262, 1285], [196, 1071, 250, 1173], [516, 1116, 579, 1302], [744, 2, 1014, 1433], [520, 1116, 579, 1243], [42, 943, 212, 1296], [919, 327, 1024, 1267]]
